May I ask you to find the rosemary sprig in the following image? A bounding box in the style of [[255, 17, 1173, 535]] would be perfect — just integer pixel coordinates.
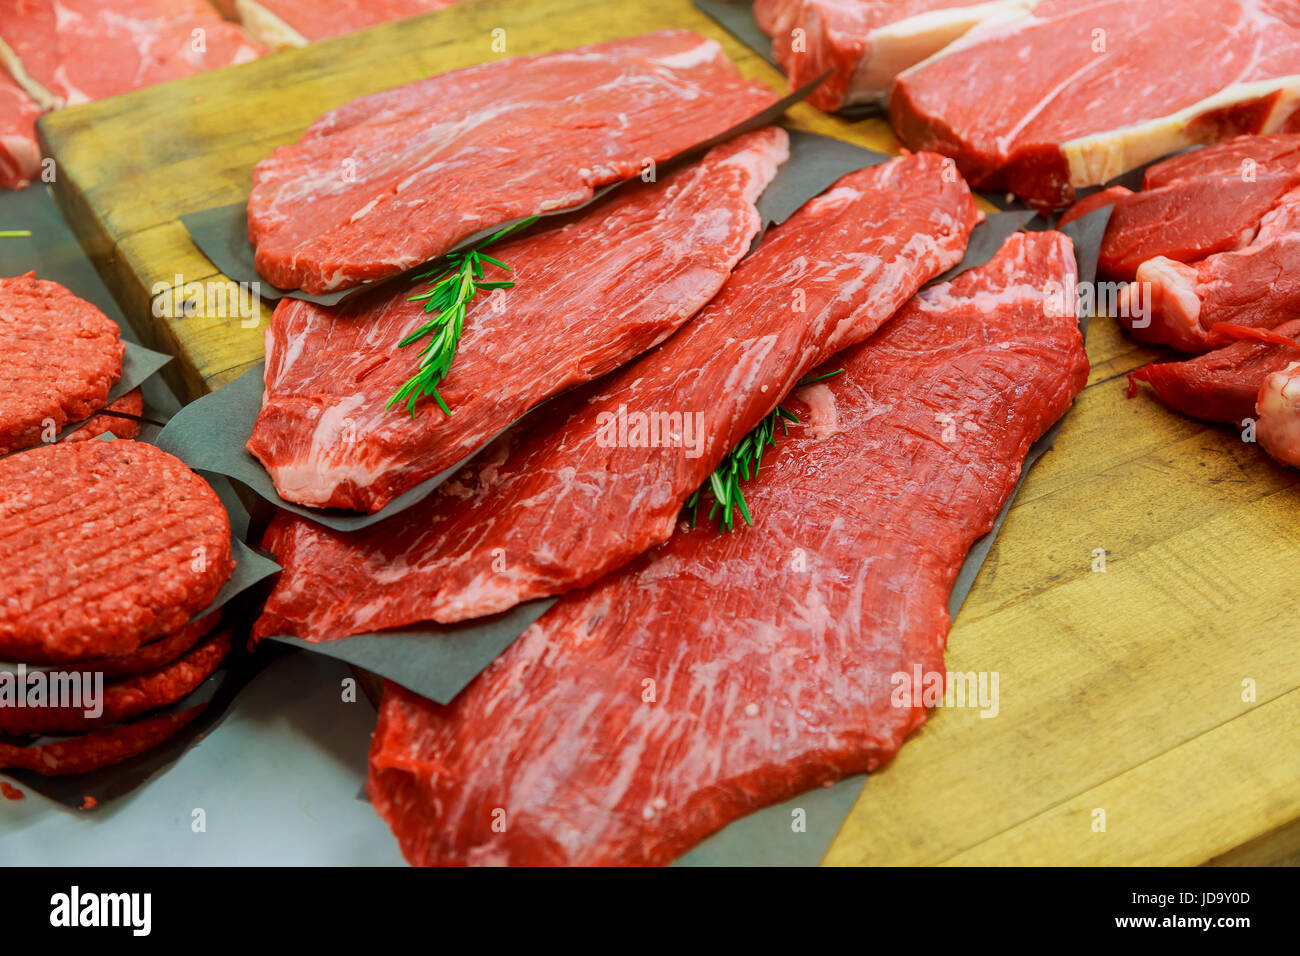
[[387, 216, 538, 415], [685, 368, 845, 532]]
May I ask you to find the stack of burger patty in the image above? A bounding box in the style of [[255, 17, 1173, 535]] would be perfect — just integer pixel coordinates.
[[0, 276, 237, 775]]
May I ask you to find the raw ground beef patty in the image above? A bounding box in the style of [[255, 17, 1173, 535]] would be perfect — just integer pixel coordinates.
[[63, 613, 221, 679], [0, 629, 231, 735], [0, 705, 205, 776], [0, 440, 234, 662], [64, 388, 144, 443], [0, 273, 124, 454]]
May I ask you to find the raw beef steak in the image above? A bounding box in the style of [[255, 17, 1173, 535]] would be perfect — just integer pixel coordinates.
[[1120, 186, 1300, 350], [247, 128, 790, 512], [233, 0, 457, 50], [890, 0, 1300, 207], [1142, 132, 1300, 189], [245, 31, 779, 293], [0, 0, 261, 108], [0, 69, 40, 190], [366, 229, 1089, 866], [755, 0, 1040, 110], [1129, 318, 1300, 423], [253, 152, 980, 641]]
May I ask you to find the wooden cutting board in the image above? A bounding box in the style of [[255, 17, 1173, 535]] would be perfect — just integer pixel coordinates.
[[37, 0, 1300, 865]]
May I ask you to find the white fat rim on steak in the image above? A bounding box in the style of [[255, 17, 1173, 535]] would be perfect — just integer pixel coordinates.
[[1061, 76, 1300, 189], [845, 0, 1042, 106]]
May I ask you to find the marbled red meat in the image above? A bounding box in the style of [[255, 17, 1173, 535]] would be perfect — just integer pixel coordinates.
[[1075, 134, 1300, 280], [254, 151, 980, 641], [755, 0, 1040, 110], [246, 31, 779, 293], [367, 229, 1089, 866], [1129, 317, 1300, 423], [247, 128, 789, 512], [233, 0, 456, 49], [0, 70, 41, 190], [0, 0, 260, 108]]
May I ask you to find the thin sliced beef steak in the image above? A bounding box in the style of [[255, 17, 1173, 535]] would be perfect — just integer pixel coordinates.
[[254, 152, 980, 642], [1098, 173, 1300, 281], [367, 230, 1089, 867], [0, 69, 40, 190], [234, 0, 457, 50], [1119, 186, 1300, 351], [1058, 185, 1132, 228], [890, 0, 1300, 208], [0, 0, 261, 108], [1128, 318, 1300, 424], [247, 128, 790, 512], [245, 31, 779, 293], [755, 0, 1040, 110]]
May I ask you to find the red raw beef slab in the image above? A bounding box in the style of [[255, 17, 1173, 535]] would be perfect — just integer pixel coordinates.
[[0, 0, 261, 107], [246, 128, 790, 512], [366, 229, 1089, 866], [245, 31, 779, 293], [253, 151, 980, 641]]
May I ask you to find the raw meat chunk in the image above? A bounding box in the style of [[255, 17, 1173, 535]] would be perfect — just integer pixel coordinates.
[[755, 0, 1040, 110]]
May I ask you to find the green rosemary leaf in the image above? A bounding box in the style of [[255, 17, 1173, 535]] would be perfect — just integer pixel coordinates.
[[388, 216, 539, 415], [684, 367, 847, 532]]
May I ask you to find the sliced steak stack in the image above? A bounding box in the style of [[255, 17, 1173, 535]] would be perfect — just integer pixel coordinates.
[[245, 30, 781, 293], [366, 230, 1089, 866], [247, 128, 791, 512], [254, 151, 981, 642]]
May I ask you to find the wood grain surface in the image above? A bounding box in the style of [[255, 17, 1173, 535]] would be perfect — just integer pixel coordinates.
[[37, 0, 1300, 865]]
